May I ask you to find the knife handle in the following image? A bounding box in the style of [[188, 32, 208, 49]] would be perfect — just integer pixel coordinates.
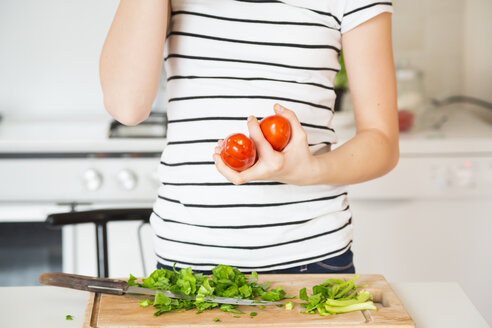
[[39, 272, 128, 295]]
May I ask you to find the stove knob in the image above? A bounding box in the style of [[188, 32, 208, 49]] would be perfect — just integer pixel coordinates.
[[118, 169, 137, 190], [431, 166, 448, 190], [83, 169, 103, 191], [451, 165, 475, 188]]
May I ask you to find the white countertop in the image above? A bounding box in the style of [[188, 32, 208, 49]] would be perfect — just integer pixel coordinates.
[[0, 282, 488, 328], [0, 105, 491, 154], [332, 106, 492, 154], [0, 119, 166, 153]]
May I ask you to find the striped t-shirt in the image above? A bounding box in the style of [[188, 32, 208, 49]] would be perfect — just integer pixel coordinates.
[[151, 0, 393, 272]]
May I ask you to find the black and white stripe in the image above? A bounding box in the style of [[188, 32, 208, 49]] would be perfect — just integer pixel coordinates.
[[155, 218, 352, 250], [151, 0, 393, 271], [167, 75, 334, 91], [164, 53, 339, 72], [171, 10, 340, 30], [155, 240, 353, 272], [157, 191, 347, 208], [152, 205, 350, 229]]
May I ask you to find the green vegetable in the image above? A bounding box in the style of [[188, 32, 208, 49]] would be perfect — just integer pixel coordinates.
[[299, 287, 308, 301], [250, 312, 257, 317], [128, 264, 289, 316], [334, 51, 348, 90], [213, 318, 221, 322], [220, 304, 244, 314], [258, 305, 265, 310], [139, 299, 152, 307], [285, 302, 293, 310], [299, 275, 376, 316], [324, 302, 377, 314], [233, 315, 241, 318], [65, 315, 73, 320], [128, 274, 138, 286]]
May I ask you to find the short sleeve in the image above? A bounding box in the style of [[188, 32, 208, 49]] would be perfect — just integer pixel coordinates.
[[340, 1, 393, 34]]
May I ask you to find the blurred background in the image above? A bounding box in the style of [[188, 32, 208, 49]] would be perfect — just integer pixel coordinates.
[[0, 0, 491, 325]]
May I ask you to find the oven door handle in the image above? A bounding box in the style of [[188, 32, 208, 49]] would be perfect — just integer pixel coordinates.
[[46, 208, 152, 226]]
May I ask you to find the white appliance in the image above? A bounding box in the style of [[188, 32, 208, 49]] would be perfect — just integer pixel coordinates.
[[0, 118, 165, 281]]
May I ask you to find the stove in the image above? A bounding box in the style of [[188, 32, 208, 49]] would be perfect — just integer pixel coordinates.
[[0, 114, 168, 285], [0, 115, 166, 210]]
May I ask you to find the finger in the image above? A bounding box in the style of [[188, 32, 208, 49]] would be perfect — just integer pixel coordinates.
[[213, 153, 248, 185], [273, 103, 307, 143], [247, 115, 275, 156], [215, 139, 224, 154], [237, 161, 270, 183]]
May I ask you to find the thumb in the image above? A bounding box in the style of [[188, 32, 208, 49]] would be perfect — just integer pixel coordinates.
[[274, 104, 306, 143], [246, 116, 275, 156]]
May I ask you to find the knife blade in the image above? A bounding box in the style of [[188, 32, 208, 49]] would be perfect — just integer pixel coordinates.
[[88, 285, 284, 306], [39, 272, 284, 306]]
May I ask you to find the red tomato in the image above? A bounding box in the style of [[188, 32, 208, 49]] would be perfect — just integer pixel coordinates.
[[220, 133, 257, 172], [398, 110, 415, 132], [259, 115, 292, 151]]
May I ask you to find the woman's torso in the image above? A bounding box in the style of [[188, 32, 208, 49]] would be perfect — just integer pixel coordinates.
[[151, 0, 353, 272]]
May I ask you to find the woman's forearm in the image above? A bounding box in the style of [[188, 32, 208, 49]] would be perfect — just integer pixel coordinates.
[[309, 127, 399, 186], [100, 0, 170, 125]]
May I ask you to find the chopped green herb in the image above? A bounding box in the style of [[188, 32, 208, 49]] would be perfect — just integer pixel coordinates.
[[65, 315, 73, 320], [139, 299, 151, 307], [220, 304, 244, 314], [299, 287, 308, 301], [213, 318, 221, 322], [258, 305, 265, 310], [285, 302, 293, 310], [250, 312, 257, 317], [128, 264, 289, 316], [128, 274, 138, 286], [233, 315, 241, 318]]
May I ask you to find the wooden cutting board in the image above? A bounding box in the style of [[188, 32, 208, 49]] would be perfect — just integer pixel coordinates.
[[83, 274, 415, 327]]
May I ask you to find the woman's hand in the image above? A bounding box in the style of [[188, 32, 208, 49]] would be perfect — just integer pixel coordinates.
[[213, 14, 398, 187], [213, 104, 318, 186]]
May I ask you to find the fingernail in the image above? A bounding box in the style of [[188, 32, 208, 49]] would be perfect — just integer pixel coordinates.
[[275, 104, 284, 112], [247, 115, 255, 122]]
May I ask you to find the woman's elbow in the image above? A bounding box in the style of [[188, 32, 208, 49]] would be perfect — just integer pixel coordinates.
[[389, 143, 400, 171], [103, 95, 152, 126], [385, 141, 400, 174]]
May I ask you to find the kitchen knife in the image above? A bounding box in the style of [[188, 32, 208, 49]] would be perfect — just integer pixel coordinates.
[[39, 272, 284, 306]]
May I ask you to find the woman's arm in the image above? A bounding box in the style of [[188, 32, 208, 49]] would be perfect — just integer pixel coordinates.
[[100, 0, 170, 126], [308, 12, 399, 184], [213, 13, 398, 186]]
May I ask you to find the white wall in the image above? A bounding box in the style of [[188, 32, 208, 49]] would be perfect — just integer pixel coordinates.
[[392, 0, 466, 99], [464, 0, 492, 102], [1, 0, 491, 119], [0, 0, 118, 119]]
